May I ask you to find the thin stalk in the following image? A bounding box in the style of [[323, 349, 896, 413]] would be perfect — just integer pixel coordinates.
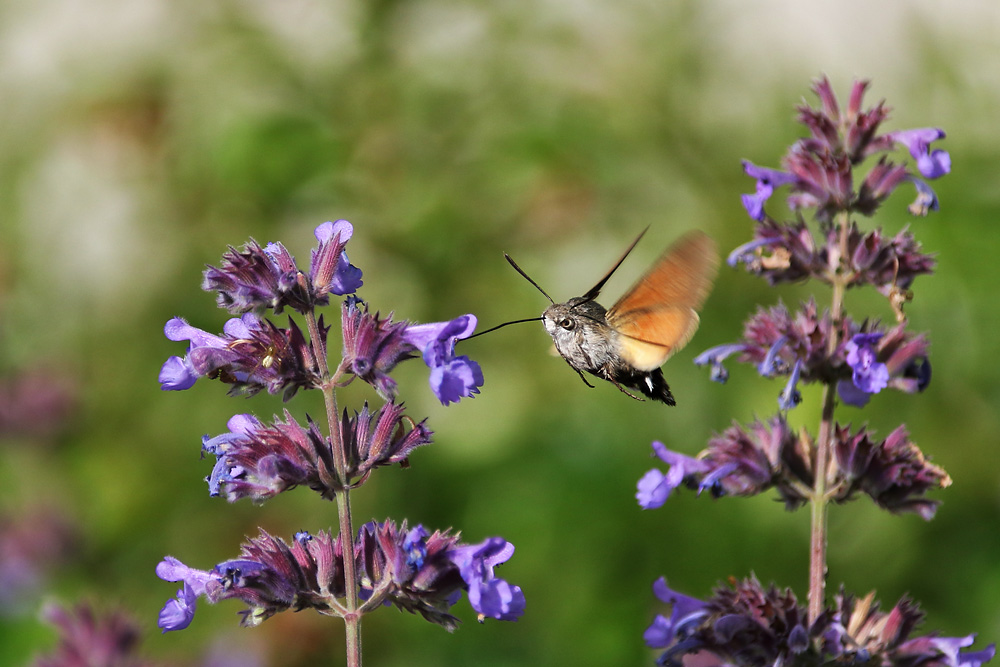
[[304, 306, 361, 666], [808, 212, 850, 624]]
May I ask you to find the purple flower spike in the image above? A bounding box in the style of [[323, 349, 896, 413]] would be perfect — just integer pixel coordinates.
[[740, 161, 799, 221], [891, 128, 951, 179], [647, 577, 995, 667]]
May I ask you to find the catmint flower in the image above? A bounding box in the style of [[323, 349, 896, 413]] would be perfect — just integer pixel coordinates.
[[402, 315, 483, 405], [159, 314, 321, 400], [646, 577, 994, 667], [636, 443, 713, 510], [692, 343, 748, 383], [890, 128, 951, 179], [643, 577, 709, 649], [309, 220, 363, 302], [203, 238, 309, 315], [340, 298, 414, 400], [843, 223, 936, 294], [839, 333, 889, 406], [837, 326, 930, 407], [158, 581, 200, 633], [447, 537, 525, 622], [740, 161, 799, 221], [203, 221, 362, 315], [697, 302, 930, 406], [36, 602, 150, 667], [338, 401, 433, 483]]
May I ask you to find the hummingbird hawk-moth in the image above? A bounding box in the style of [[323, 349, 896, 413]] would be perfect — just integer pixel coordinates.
[[504, 229, 718, 405]]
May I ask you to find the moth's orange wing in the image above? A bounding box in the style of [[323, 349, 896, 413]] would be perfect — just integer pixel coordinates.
[[606, 231, 718, 370]]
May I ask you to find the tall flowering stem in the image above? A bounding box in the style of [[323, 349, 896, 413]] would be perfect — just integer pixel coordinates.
[[306, 302, 362, 665], [156, 221, 522, 664], [638, 78, 993, 665]]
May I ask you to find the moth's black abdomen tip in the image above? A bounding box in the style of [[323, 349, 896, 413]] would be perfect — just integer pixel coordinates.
[[616, 367, 675, 405]]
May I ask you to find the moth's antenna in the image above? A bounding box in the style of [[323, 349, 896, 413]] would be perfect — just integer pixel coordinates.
[[465, 317, 542, 340], [580, 227, 648, 302], [504, 253, 555, 304]]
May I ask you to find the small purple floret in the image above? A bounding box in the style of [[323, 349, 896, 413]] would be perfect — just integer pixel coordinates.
[[448, 537, 525, 621], [846, 333, 889, 394], [403, 315, 483, 405], [891, 128, 951, 179], [741, 161, 799, 221]]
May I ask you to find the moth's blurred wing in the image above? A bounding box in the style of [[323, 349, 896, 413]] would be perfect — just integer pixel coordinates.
[[606, 231, 718, 370], [612, 307, 700, 370]]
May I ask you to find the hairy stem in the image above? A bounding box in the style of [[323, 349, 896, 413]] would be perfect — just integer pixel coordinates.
[[305, 306, 361, 666], [808, 212, 849, 623]]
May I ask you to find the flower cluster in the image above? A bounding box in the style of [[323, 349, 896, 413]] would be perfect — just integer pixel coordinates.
[[645, 577, 994, 667], [202, 404, 432, 502], [638, 416, 951, 519], [694, 299, 931, 410], [202, 220, 361, 315], [340, 298, 483, 405], [159, 313, 321, 400], [157, 523, 524, 633]]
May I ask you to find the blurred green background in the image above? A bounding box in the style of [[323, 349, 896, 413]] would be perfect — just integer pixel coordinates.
[[1, 0, 998, 665]]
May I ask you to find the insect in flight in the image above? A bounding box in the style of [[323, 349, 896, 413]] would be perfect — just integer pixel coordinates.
[[490, 229, 718, 405]]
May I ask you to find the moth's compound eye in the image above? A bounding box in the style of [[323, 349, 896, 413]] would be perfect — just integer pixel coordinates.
[[559, 318, 575, 330]]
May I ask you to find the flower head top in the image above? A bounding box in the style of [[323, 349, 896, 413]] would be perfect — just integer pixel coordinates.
[[203, 221, 362, 316], [740, 77, 949, 225]]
